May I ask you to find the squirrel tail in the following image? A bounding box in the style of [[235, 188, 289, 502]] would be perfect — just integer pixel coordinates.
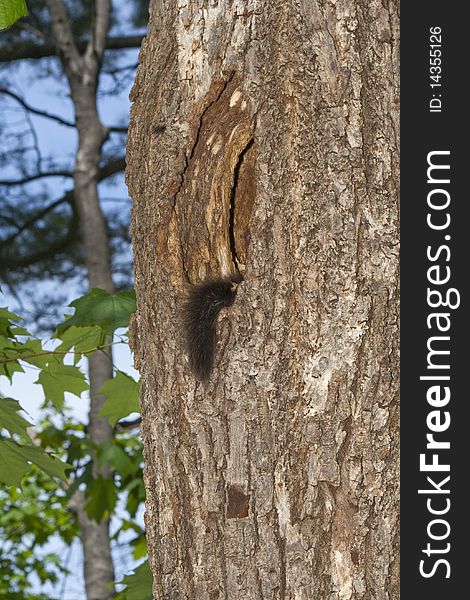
[[182, 274, 242, 381]]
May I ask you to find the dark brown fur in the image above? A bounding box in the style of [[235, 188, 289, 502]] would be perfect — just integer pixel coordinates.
[[182, 275, 242, 381]]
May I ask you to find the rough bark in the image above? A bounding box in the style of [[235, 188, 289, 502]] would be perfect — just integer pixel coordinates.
[[45, 1, 116, 598], [127, 1, 399, 599]]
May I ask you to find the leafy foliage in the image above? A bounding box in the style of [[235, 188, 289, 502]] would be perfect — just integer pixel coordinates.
[[0, 290, 147, 597], [0, 397, 30, 437], [57, 288, 136, 336], [116, 561, 153, 600], [1, 0, 149, 596], [55, 324, 105, 357], [0, 289, 139, 482], [0, 438, 71, 487], [0, 309, 73, 486], [99, 370, 140, 427], [0, 469, 75, 598], [38, 363, 89, 410], [0, 0, 28, 30]]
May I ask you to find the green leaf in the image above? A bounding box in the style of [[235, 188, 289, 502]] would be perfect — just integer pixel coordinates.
[[98, 371, 140, 427], [0, 0, 28, 30], [56, 289, 136, 337], [0, 336, 52, 384], [55, 325, 105, 360], [17, 339, 51, 369], [0, 307, 21, 321], [0, 337, 50, 375], [85, 477, 117, 521], [119, 561, 153, 600], [132, 535, 147, 560], [0, 397, 31, 438], [38, 363, 89, 409], [8, 325, 30, 336], [0, 347, 24, 380], [0, 306, 22, 337], [97, 442, 134, 478], [0, 438, 70, 486]]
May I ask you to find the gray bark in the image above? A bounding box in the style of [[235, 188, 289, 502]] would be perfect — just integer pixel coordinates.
[[46, 1, 115, 598], [68, 491, 115, 600], [127, 1, 399, 598]]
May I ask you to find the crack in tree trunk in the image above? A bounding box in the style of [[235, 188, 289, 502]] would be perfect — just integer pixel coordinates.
[[127, 0, 400, 598]]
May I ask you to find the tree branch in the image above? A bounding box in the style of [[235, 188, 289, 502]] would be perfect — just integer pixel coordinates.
[[0, 194, 72, 248], [0, 87, 75, 127], [108, 126, 128, 134], [97, 157, 126, 180], [88, 0, 112, 63], [0, 157, 126, 248], [44, 0, 82, 77], [0, 156, 124, 189], [102, 61, 139, 76], [116, 417, 141, 431], [0, 87, 128, 133], [0, 170, 73, 186], [46, 0, 86, 75], [0, 35, 144, 63], [0, 199, 79, 269]]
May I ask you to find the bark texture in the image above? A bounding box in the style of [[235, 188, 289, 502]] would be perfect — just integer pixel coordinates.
[[127, 1, 399, 598]]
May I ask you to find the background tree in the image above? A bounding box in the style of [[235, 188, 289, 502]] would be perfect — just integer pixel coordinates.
[[1, 1, 147, 598], [0, 0, 145, 323], [127, 0, 399, 598]]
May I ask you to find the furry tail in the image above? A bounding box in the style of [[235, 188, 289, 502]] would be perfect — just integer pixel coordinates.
[[182, 274, 242, 381]]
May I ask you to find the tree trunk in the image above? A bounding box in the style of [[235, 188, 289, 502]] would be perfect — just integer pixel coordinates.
[[46, 1, 116, 598], [127, 1, 399, 598]]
